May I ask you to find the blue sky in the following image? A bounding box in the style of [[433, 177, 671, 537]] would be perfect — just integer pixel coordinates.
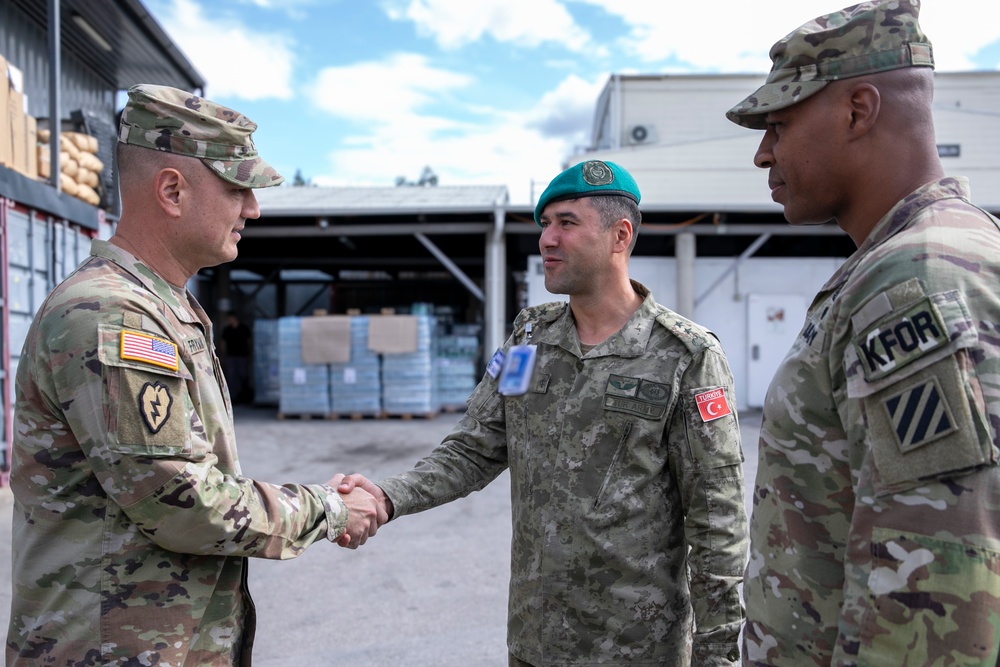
[[143, 0, 1000, 205]]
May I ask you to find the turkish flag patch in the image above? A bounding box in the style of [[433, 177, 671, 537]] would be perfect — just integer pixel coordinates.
[[695, 388, 732, 422]]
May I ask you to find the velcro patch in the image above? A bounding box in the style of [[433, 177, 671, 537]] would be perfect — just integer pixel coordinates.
[[695, 387, 732, 422], [604, 375, 669, 420], [121, 330, 179, 371], [882, 377, 957, 453], [853, 298, 947, 382]]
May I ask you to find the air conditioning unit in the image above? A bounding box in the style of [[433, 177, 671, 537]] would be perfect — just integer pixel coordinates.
[[627, 124, 656, 145]]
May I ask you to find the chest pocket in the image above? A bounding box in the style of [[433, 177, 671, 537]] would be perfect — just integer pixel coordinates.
[[846, 287, 994, 495]]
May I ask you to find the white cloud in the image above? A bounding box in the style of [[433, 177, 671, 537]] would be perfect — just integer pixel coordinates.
[[578, 0, 1000, 73], [311, 68, 606, 205], [309, 53, 473, 123], [382, 0, 591, 51], [149, 0, 296, 100]]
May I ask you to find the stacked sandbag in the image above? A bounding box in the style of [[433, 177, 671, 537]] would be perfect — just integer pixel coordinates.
[[37, 129, 103, 206]]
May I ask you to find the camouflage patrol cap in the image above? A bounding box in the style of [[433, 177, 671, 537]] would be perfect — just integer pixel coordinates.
[[726, 0, 934, 129], [118, 83, 284, 188], [534, 160, 640, 225]]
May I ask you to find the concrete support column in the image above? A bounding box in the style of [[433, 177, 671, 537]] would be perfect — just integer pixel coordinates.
[[214, 267, 232, 340], [676, 232, 696, 319], [485, 206, 507, 365]]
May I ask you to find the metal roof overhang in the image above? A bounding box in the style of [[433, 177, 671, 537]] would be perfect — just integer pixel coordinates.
[[10, 0, 205, 92]]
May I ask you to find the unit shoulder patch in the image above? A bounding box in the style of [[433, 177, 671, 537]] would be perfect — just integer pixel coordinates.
[[139, 381, 173, 434]]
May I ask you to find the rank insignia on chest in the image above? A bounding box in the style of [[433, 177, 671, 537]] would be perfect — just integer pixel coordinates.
[[604, 375, 670, 419], [139, 381, 173, 434], [695, 387, 732, 422], [120, 330, 179, 371]]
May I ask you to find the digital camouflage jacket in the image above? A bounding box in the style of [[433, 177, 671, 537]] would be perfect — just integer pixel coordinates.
[[379, 283, 748, 666]]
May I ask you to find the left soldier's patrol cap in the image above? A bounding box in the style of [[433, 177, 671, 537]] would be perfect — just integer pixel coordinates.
[[534, 160, 640, 225], [118, 83, 284, 188], [726, 0, 934, 129]]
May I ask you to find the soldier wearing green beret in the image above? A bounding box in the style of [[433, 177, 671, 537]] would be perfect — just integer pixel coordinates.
[[339, 160, 748, 666], [6, 84, 383, 665], [728, 1, 1000, 665]]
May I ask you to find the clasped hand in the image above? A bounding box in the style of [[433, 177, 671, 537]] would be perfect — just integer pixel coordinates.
[[327, 473, 391, 548]]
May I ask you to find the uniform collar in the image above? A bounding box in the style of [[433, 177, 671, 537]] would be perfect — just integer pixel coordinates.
[[531, 280, 656, 359], [90, 239, 201, 324], [822, 177, 972, 293]]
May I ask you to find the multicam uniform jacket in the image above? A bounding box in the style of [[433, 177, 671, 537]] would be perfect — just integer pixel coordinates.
[[379, 282, 748, 666], [7, 240, 348, 666], [744, 178, 1000, 666]]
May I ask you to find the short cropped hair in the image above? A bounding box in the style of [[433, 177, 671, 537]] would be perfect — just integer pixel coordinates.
[[588, 195, 642, 254]]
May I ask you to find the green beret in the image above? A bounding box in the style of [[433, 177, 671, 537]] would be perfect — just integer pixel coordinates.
[[727, 0, 933, 129], [534, 160, 640, 225], [118, 83, 284, 188]]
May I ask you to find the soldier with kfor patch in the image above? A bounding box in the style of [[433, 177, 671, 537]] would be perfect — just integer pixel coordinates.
[[6, 84, 384, 666], [727, 1, 1000, 665], [338, 160, 749, 666]]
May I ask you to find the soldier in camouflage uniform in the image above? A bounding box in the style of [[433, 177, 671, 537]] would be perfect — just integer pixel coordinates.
[[6, 84, 382, 666], [727, 1, 1000, 664], [339, 160, 748, 666]]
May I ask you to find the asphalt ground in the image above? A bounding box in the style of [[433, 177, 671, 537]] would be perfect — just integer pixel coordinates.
[[0, 406, 762, 666]]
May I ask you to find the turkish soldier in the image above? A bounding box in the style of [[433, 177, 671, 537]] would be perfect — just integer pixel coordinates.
[[340, 160, 748, 666]]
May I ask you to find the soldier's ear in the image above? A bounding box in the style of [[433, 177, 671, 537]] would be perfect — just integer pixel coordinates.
[[846, 82, 880, 136], [154, 167, 184, 218], [612, 217, 633, 254]]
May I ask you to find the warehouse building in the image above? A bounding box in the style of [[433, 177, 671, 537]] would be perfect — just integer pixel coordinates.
[[1, 0, 999, 476]]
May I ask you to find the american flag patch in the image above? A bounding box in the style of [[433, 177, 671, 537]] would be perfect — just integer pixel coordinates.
[[120, 330, 179, 371]]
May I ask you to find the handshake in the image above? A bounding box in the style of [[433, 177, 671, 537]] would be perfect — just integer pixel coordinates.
[[327, 473, 392, 549]]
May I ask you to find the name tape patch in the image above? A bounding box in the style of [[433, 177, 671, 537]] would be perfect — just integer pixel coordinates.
[[854, 298, 947, 382], [121, 330, 179, 371], [604, 375, 670, 420], [695, 387, 732, 422]]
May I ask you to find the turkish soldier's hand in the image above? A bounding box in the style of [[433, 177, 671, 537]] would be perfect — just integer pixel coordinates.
[[329, 478, 380, 549], [333, 473, 392, 530]]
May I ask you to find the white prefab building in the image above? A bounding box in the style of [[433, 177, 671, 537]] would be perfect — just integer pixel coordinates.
[[525, 72, 1000, 411], [578, 71, 1000, 211]]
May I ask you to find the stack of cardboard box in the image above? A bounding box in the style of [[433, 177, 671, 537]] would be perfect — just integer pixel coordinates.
[[0, 53, 37, 180], [2, 51, 104, 209]]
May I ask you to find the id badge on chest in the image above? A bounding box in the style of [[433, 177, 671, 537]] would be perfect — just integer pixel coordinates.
[[498, 345, 537, 396]]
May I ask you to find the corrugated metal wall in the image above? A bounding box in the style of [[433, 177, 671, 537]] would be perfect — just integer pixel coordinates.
[[1, 201, 94, 473], [0, 2, 116, 124]]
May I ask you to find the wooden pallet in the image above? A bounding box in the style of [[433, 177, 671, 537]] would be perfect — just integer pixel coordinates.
[[276, 412, 332, 421], [328, 412, 383, 421], [382, 411, 439, 420]]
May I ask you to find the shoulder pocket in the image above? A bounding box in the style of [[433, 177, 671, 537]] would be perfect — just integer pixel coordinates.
[[683, 385, 743, 469], [98, 324, 192, 456], [848, 291, 994, 495]]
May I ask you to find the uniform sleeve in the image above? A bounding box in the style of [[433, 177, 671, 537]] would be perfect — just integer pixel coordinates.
[[34, 305, 347, 560], [667, 345, 748, 666], [377, 354, 510, 517], [836, 273, 1000, 664]]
